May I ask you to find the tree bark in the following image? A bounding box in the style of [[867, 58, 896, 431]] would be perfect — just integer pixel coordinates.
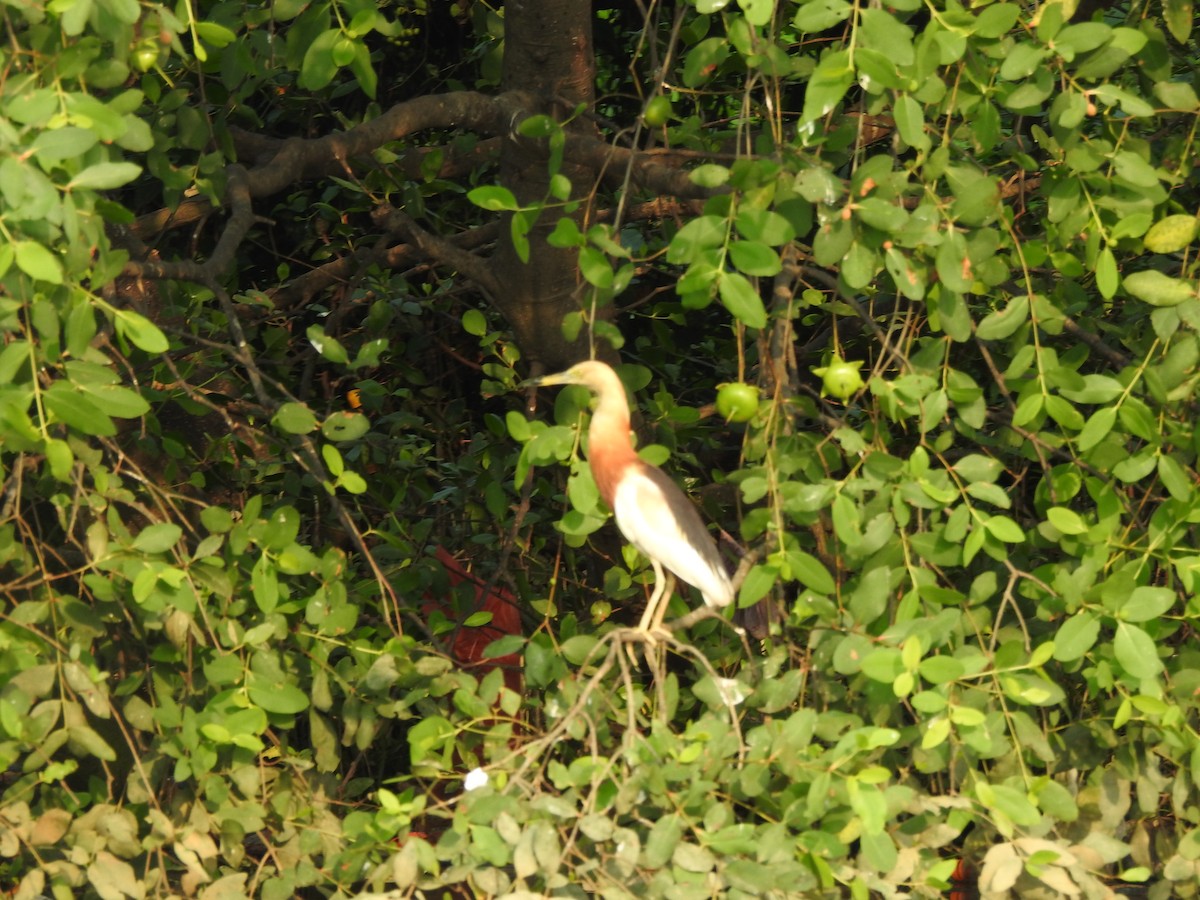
[[496, 0, 602, 371]]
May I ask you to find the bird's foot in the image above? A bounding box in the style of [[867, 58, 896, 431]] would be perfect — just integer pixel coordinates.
[[618, 624, 671, 668]]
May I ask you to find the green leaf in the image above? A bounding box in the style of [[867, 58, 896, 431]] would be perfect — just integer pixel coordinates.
[[331, 36, 356, 67], [1163, 0, 1193, 42], [13, 241, 63, 283], [87, 852, 138, 898], [1053, 613, 1099, 661], [1000, 43, 1048, 80], [1118, 586, 1174, 623], [1011, 392, 1043, 428], [668, 215, 726, 263], [299, 28, 341, 91], [80, 384, 150, 418], [307, 325, 349, 363], [1123, 270, 1200, 309], [948, 170, 1000, 225], [1095, 246, 1118, 299], [113, 308, 169, 353], [560, 634, 599, 665], [273, 402, 318, 434], [919, 655, 965, 684], [1144, 215, 1197, 253], [893, 95, 930, 151], [336, 469, 367, 494], [133, 523, 182, 553], [728, 240, 781, 277], [510, 209, 532, 263], [407, 714, 455, 766], [643, 814, 684, 868], [1077, 406, 1117, 452], [67, 161, 142, 191], [1113, 451, 1157, 484], [43, 383, 116, 435], [1154, 80, 1199, 111], [1045, 394, 1083, 430], [1157, 454, 1192, 502], [738, 564, 778, 607], [346, 39, 378, 97], [465, 184, 518, 211], [45, 437, 74, 481], [247, 675, 310, 714], [689, 164, 729, 188], [973, 3, 1020, 37], [1113, 622, 1162, 679], [861, 647, 904, 683], [800, 49, 853, 127], [195, 20, 238, 47], [252, 555, 279, 613], [718, 272, 768, 328], [547, 217, 584, 248], [885, 247, 925, 300], [954, 454, 1003, 483], [682, 37, 730, 88], [976, 294, 1029, 340], [983, 514, 1025, 543], [739, 0, 776, 26], [525, 634, 565, 688], [1046, 506, 1087, 535], [31, 126, 99, 164], [322, 410, 370, 441], [735, 209, 796, 246], [793, 0, 852, 32], [578, 246, 613, 288], [1055, 22, 1112, 55], [66, 302, 97, 359], [462, 309, 487, 336]]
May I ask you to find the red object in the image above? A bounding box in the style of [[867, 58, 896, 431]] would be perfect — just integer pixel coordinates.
[[427, 546, 523, 694], [949, 858, 973, 899]]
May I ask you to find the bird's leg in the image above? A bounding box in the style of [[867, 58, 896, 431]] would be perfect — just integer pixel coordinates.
[[647, 572, 675, 637], [637, 562, 673, 637], [625, 562, 672, 668]]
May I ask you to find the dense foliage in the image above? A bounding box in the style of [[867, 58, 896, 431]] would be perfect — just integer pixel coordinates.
[[1, 0, 1199, 897]]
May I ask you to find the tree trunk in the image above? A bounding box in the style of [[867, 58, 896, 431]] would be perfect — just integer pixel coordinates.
[[495, 0, 603, 371]]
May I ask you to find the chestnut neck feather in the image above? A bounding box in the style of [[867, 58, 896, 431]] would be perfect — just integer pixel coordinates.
[[587, 407, 638, 510]]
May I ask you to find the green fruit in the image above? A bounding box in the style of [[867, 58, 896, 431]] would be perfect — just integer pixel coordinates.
[[643, 96, 673, 127], [132, 42, 159, 72], [813, 356, 865, 400], [716, 381, 759, 422]]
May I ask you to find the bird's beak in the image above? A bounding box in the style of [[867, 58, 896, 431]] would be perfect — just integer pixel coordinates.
[[519, 370, 570, 390]]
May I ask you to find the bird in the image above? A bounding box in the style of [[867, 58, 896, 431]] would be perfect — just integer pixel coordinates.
[[522, 360, 734, 637]]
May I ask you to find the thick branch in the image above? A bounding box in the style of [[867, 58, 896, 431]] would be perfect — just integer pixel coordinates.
[[372, 205, 504, 300], [246, 91, 530, 198], [564, 132, 718, 200], [121, 165, 254, 285], [271, 221, 502, 309]]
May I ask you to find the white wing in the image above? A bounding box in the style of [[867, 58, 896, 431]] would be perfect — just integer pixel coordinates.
[[610, 463, 734, 608]]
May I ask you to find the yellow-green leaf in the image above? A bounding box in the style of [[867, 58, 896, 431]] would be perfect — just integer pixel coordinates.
[[1123, 269, 1195, 306], [1144, 215, 1197, 253]]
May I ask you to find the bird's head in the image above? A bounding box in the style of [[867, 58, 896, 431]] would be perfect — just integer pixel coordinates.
[[520, 360, 632, 424], [520, 360, 619, 394]]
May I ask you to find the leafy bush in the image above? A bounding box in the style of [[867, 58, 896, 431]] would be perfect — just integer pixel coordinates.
[[1, 0, 1199, 897]]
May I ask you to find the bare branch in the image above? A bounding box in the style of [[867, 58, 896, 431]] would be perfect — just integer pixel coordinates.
[[372, 204, 504, 299]]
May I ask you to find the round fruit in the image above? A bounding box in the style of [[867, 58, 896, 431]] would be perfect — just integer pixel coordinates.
[[813, 356, 865, 400], [132, 42, 159, 72], [643, 95, 673, 127], [716, 381, 759, 422]]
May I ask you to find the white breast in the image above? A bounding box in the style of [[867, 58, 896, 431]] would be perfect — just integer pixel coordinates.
[[610, 465, 734, 608]]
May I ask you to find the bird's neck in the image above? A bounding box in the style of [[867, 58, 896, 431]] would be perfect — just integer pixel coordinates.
[[587, 410, 638, 510]]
